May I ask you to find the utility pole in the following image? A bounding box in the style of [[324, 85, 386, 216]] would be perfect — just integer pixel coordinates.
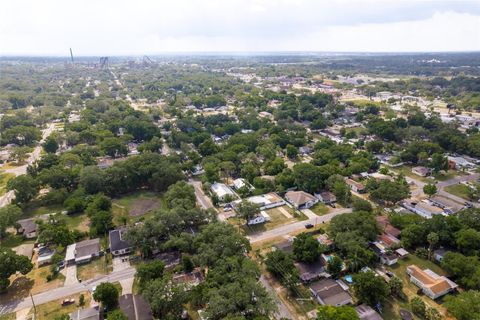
[[30, 293, 37, 320]]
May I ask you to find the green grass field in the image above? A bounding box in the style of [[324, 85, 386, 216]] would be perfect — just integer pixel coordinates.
[[310, 203, 329, 216], [112, 191, 165, 225], [0, 171, 15, 196], [444, 184, 471, 200]]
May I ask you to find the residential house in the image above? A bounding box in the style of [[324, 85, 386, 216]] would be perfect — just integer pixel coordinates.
[[395, 248, 409, 259], [69, 306, 100, 320], [370, 242, 398, 266], [316, 192, 336, 205], [412, 166, 431, 177], [345, 178, 366, 193], [295, 259, 327, 283], [109, 228, 134, 256], [210, 182, 235, 201], [119, 294, 153, 320], [316, 234, 334, 251], [17, 218, 38, 239], [37, 246, 55, 266], [309, 279, 353, 306], [355, 304, 383, 320], [433, 249, 448, 263], [65, 238, 101, 265], [375, 215, 401, 239], [406, 265, 458, 299], [155, 251, 181, 269], [191, 164, 204, 176], [235, 193, 285, 210], [247, 211, 271, 226], [299, 146, 313, 155], [285, 190, 318, 209], [173, 268, 204, 289], [429, 196, 464, 214], [232, 178, 254, 191], [448, 156, 476, 170], [400, 199, 444, 219]]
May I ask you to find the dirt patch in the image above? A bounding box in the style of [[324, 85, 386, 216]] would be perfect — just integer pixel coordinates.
[[129, 198, 160, 217]]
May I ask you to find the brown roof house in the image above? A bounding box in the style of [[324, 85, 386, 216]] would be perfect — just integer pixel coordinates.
[[285, 191, 318, 209], [412, 166, 431, 177], [309, 278, 353, 306], [315, 191, 336, 205], [406, 265, 458, 299], [345, 178, 366, 193]]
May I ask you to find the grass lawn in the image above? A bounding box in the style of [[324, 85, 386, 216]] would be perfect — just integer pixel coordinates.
[[22, 201, 64, 219], [28, 264, 66, 295], [0, 234, 30, 248], [65, 212, 90, 232], [434, 170, 466, 182], [310, 203, 329, 216], [29, 292, 91, 320], [387, 254, 451, 318], [444, 184, 471, 201], [112, 191, 165, 225], [77, 256, 112, 281], [390, 165, 431, 183], [0, 171, 15, 196], [0, 313, 15, 320]]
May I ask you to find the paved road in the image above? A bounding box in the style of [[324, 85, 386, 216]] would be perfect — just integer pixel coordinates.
[[0, 267, 136, 314], [188, 179, 215, 211], [248, 208, 352, 243], [0, 123, 56, 208], [406, 173, 480, 208], [260, 275, 294, 320]]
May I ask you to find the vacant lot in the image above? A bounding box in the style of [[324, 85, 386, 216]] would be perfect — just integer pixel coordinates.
[[0, 171, 15, 196], [77, 256, 111, 281], [236, 205, 306, 234], [309, 203, 329, 216], [444, 184, 471, 200], [112, 191, 164, 222], [28, 292, 91, 320]]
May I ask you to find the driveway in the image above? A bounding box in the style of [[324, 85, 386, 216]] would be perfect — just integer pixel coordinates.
[[112, 256, 131, 272], [62, 264, 78, 286]]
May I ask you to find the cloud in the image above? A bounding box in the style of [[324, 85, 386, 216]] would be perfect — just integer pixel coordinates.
[[0, 0, 479, 55]]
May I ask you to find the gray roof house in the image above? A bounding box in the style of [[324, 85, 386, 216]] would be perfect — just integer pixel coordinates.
[[309, 278, 353, 306], [66, 238, 101, 265], [109, 228, 134, 256], [17, 218, 38, 239], [356, 304, 383, 320], [119, 294, 153, 320]]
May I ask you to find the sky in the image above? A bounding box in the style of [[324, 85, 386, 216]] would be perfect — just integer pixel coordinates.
[[0, 0, 479, 55]]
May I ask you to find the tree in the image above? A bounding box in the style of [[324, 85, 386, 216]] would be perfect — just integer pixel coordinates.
[[106, 310, 128, 320], [426, 307, 442, 320], [101, 137, 128, 158], [369, 180, 410, 205], [0, 205, 21, 240], [352, 198, 372, 212], [90, 210, 113, 237], [265, 250, 299, 292], [9, 146, 31, 163], [444, 290, 480, 320], [136, 260, 165, 288], [235, 200, 260, 223], [0, 248, 33, 292], [427, 232, 439, 260], [43, 136, 59, 153], [37, 214, 75, 247], [286, 144, 298, 159], [79, 294, 85, 306], [430, 153, 448, 173], [441, 252, 480, 289], [142, 276, 187, 320], [352, 271, 390, 307], [326, 256, 343, 279], [79, 166, 105, 194], [293, 232, 323, 263], [410, 297, 426, 318], [316, 305, 359, 320], [93, 282, 119, 311], [456, 228, 480, 256], [164, 181, 196, 209], [423, 183, 438, 198], [388, 276, 404, 297], [7, 175, 39, 204]]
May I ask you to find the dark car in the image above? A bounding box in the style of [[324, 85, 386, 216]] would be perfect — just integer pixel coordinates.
[[305, 223, 314, 229], [61, 299, 75, 306]]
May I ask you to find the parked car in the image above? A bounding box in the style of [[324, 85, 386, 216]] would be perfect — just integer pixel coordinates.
[[62, 299, 75, 306], [304, 223, 314, 229]]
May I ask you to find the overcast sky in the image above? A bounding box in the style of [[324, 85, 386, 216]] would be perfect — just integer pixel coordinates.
[[1, 0, 479, 56]]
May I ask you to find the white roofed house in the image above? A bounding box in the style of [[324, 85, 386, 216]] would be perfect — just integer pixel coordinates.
[[210, 182, 236, 201]]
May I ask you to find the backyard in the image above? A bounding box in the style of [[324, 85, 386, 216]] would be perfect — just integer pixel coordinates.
[[444, 184, 471, 201], [112, 191, 165, 224]]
